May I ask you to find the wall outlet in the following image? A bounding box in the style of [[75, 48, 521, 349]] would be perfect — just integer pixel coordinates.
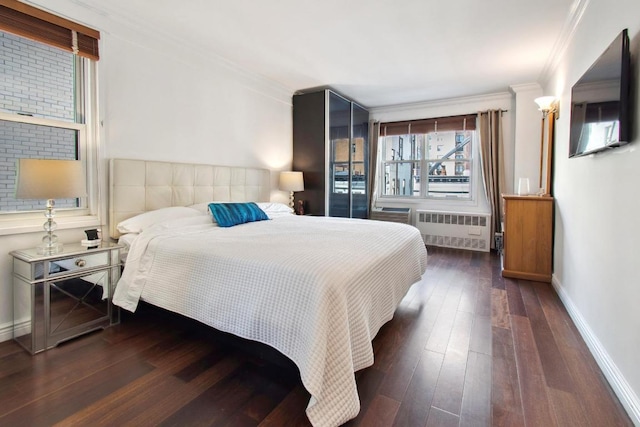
[[494, 232, 503, 251]]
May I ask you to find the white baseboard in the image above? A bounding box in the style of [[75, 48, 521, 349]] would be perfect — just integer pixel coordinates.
[[0, 320, 13, 343], [0, 318, 32, 344], [552, 275, 640, 425]]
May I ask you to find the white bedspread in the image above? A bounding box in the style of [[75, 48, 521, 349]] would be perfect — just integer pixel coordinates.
[[113, 214, 427, 427]]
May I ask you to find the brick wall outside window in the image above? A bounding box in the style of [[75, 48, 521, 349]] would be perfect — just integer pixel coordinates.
[[0, 31, 78, 212]]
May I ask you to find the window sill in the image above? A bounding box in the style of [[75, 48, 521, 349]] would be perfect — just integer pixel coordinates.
[[377, 196, 475, 205], [0, 215, 100, 236]]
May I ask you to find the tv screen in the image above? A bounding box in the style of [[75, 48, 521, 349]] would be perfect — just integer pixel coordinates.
[[569, 29, 631, 157]]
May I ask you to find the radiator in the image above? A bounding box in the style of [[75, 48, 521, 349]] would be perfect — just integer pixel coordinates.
[[416, 210, 491, 252]]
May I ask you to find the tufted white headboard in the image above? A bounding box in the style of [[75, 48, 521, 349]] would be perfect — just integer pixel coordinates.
[[109, 158, 271, 239]]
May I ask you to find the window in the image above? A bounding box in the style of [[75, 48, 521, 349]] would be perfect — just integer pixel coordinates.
[[381, 134, 421, 197], [379, 114, 477, 200], [0, 2, 99, 222]]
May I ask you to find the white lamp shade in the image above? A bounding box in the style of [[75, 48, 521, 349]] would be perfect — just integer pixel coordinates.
[[534, 96, 557, 112], [15, 159, 87, 199], [279, 171, 304, 192]]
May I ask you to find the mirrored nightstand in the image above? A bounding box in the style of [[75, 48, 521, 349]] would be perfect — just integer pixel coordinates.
[[10, 242, 123, 354]]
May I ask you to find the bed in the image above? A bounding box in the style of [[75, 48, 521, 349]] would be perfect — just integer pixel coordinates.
[[109, 159, 428, 427]]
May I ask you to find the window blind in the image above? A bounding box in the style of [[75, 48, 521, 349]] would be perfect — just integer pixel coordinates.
[[0, 0, 99, 60], [380, 114, 477, 136]]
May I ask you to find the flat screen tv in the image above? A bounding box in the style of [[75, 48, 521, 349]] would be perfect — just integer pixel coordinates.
[[569, 29, 632, 158]]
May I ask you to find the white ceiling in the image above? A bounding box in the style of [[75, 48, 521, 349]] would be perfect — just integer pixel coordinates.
[[77, 0, 579, 108]]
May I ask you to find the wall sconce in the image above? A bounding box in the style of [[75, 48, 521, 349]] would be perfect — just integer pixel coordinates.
[[534, 96, 560, 119], [15, 158, 87, 254], [279, 171, 304, 208]]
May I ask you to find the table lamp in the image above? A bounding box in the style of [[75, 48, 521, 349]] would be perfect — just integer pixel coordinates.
[[15, 159, 87, 254], [279, 171, 304, 208]]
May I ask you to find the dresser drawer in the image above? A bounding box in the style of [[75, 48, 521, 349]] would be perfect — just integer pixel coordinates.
[[48, 252, 109, 277]]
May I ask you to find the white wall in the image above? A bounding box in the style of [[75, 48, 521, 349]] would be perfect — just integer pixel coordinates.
[[543, 0, 640, 422], [0, 1, 294, 340], [510, 83, 545, 194]]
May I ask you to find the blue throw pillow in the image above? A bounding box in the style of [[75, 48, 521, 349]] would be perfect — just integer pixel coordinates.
[[208, 202, 269, 227]]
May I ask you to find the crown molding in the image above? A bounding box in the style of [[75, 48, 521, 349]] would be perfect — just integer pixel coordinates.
[[509, 82, 542, 94], [27, 0, 294, 105], [369, 91, 513, 115], [538, 0, 591, 86]]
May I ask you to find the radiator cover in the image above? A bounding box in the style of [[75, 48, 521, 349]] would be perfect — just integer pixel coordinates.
[[416, 210, 491, 252]]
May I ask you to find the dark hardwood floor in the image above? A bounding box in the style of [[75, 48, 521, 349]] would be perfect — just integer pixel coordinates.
[[0, 247, 632, 426]]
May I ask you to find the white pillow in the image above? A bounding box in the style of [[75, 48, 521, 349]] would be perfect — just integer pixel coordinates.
[[117, 206, 203, 234], [256, 202, 293, 214], [188, 202, 218, 214], [117, 232, 138, 248]]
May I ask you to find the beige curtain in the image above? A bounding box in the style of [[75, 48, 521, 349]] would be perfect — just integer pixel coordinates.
[[478, 110, 505, 249], [367, 121, 380, 215]]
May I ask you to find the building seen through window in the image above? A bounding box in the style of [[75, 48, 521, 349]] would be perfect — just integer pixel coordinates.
[[380, 129, 474, 199]]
